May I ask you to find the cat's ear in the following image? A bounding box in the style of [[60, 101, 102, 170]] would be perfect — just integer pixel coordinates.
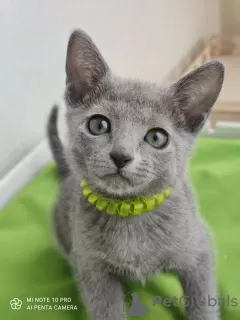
[[171, 61, 224, 134], [66, 30, 108, 102]]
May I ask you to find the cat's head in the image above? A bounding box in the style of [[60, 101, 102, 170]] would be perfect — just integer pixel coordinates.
[[65, 30, 224, 199]]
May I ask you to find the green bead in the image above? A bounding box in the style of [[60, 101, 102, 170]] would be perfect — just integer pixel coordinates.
[[96, 198, 108, 211], [80, 180, 87, 188], [154, 193, 165, 206], [144, 197, 156, 211], [106, 201, 118, 215], [83, 187, 93, 197], [133, 199, 144, 215], [88, 193, 98, 204], [119, 201, 131, 217], [164, 188, 171, 199]]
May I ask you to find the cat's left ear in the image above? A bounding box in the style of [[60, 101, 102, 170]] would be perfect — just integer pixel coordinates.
[[66, 29, 109, 103], [170, 61, 224, 134]]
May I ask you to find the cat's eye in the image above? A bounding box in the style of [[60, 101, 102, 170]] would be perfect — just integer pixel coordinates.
[[144, 128, 168, 149], [88, 115, 111, 136]]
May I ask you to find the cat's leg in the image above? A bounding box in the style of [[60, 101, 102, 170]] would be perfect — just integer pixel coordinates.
[[178, 250, 220, 320], [70, 255, 126, 320]]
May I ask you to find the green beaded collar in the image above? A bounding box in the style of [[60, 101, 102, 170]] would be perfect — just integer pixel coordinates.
[[80, 180, 171, 217]]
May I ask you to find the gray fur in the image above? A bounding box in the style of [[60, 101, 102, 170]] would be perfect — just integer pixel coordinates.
[[47, 29, 224, 320], [47, 105, 69, 178]]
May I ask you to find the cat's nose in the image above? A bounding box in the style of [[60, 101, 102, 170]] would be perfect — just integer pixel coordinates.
[[109, 151, 133, 169]]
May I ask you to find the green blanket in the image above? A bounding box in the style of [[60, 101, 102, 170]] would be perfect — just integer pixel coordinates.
[[1, 139, 240, 319]]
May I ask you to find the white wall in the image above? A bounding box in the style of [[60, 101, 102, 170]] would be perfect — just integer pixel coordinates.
[[221, 0, 240, 35], [0, 0, 220, 178]]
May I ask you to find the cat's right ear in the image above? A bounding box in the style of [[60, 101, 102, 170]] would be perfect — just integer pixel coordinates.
[[66, 30, 108, 102], [170, 61, 224, 134]]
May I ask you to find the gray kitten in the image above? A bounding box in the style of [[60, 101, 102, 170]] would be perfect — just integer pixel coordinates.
[[47, 29, 224, 320]]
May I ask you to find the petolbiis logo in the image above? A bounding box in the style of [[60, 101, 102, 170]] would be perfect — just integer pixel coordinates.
[[124, 292, 149, 317], [10, 298, 22, 310]]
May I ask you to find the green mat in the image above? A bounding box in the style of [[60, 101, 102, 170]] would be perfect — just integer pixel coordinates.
[[1, 138, 240, 319]]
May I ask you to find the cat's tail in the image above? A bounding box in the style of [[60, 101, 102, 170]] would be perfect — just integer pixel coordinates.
[[47, 105, 70, 178]]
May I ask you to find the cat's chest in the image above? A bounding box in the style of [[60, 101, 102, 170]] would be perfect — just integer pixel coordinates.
[[90, 215, 171, 278]]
